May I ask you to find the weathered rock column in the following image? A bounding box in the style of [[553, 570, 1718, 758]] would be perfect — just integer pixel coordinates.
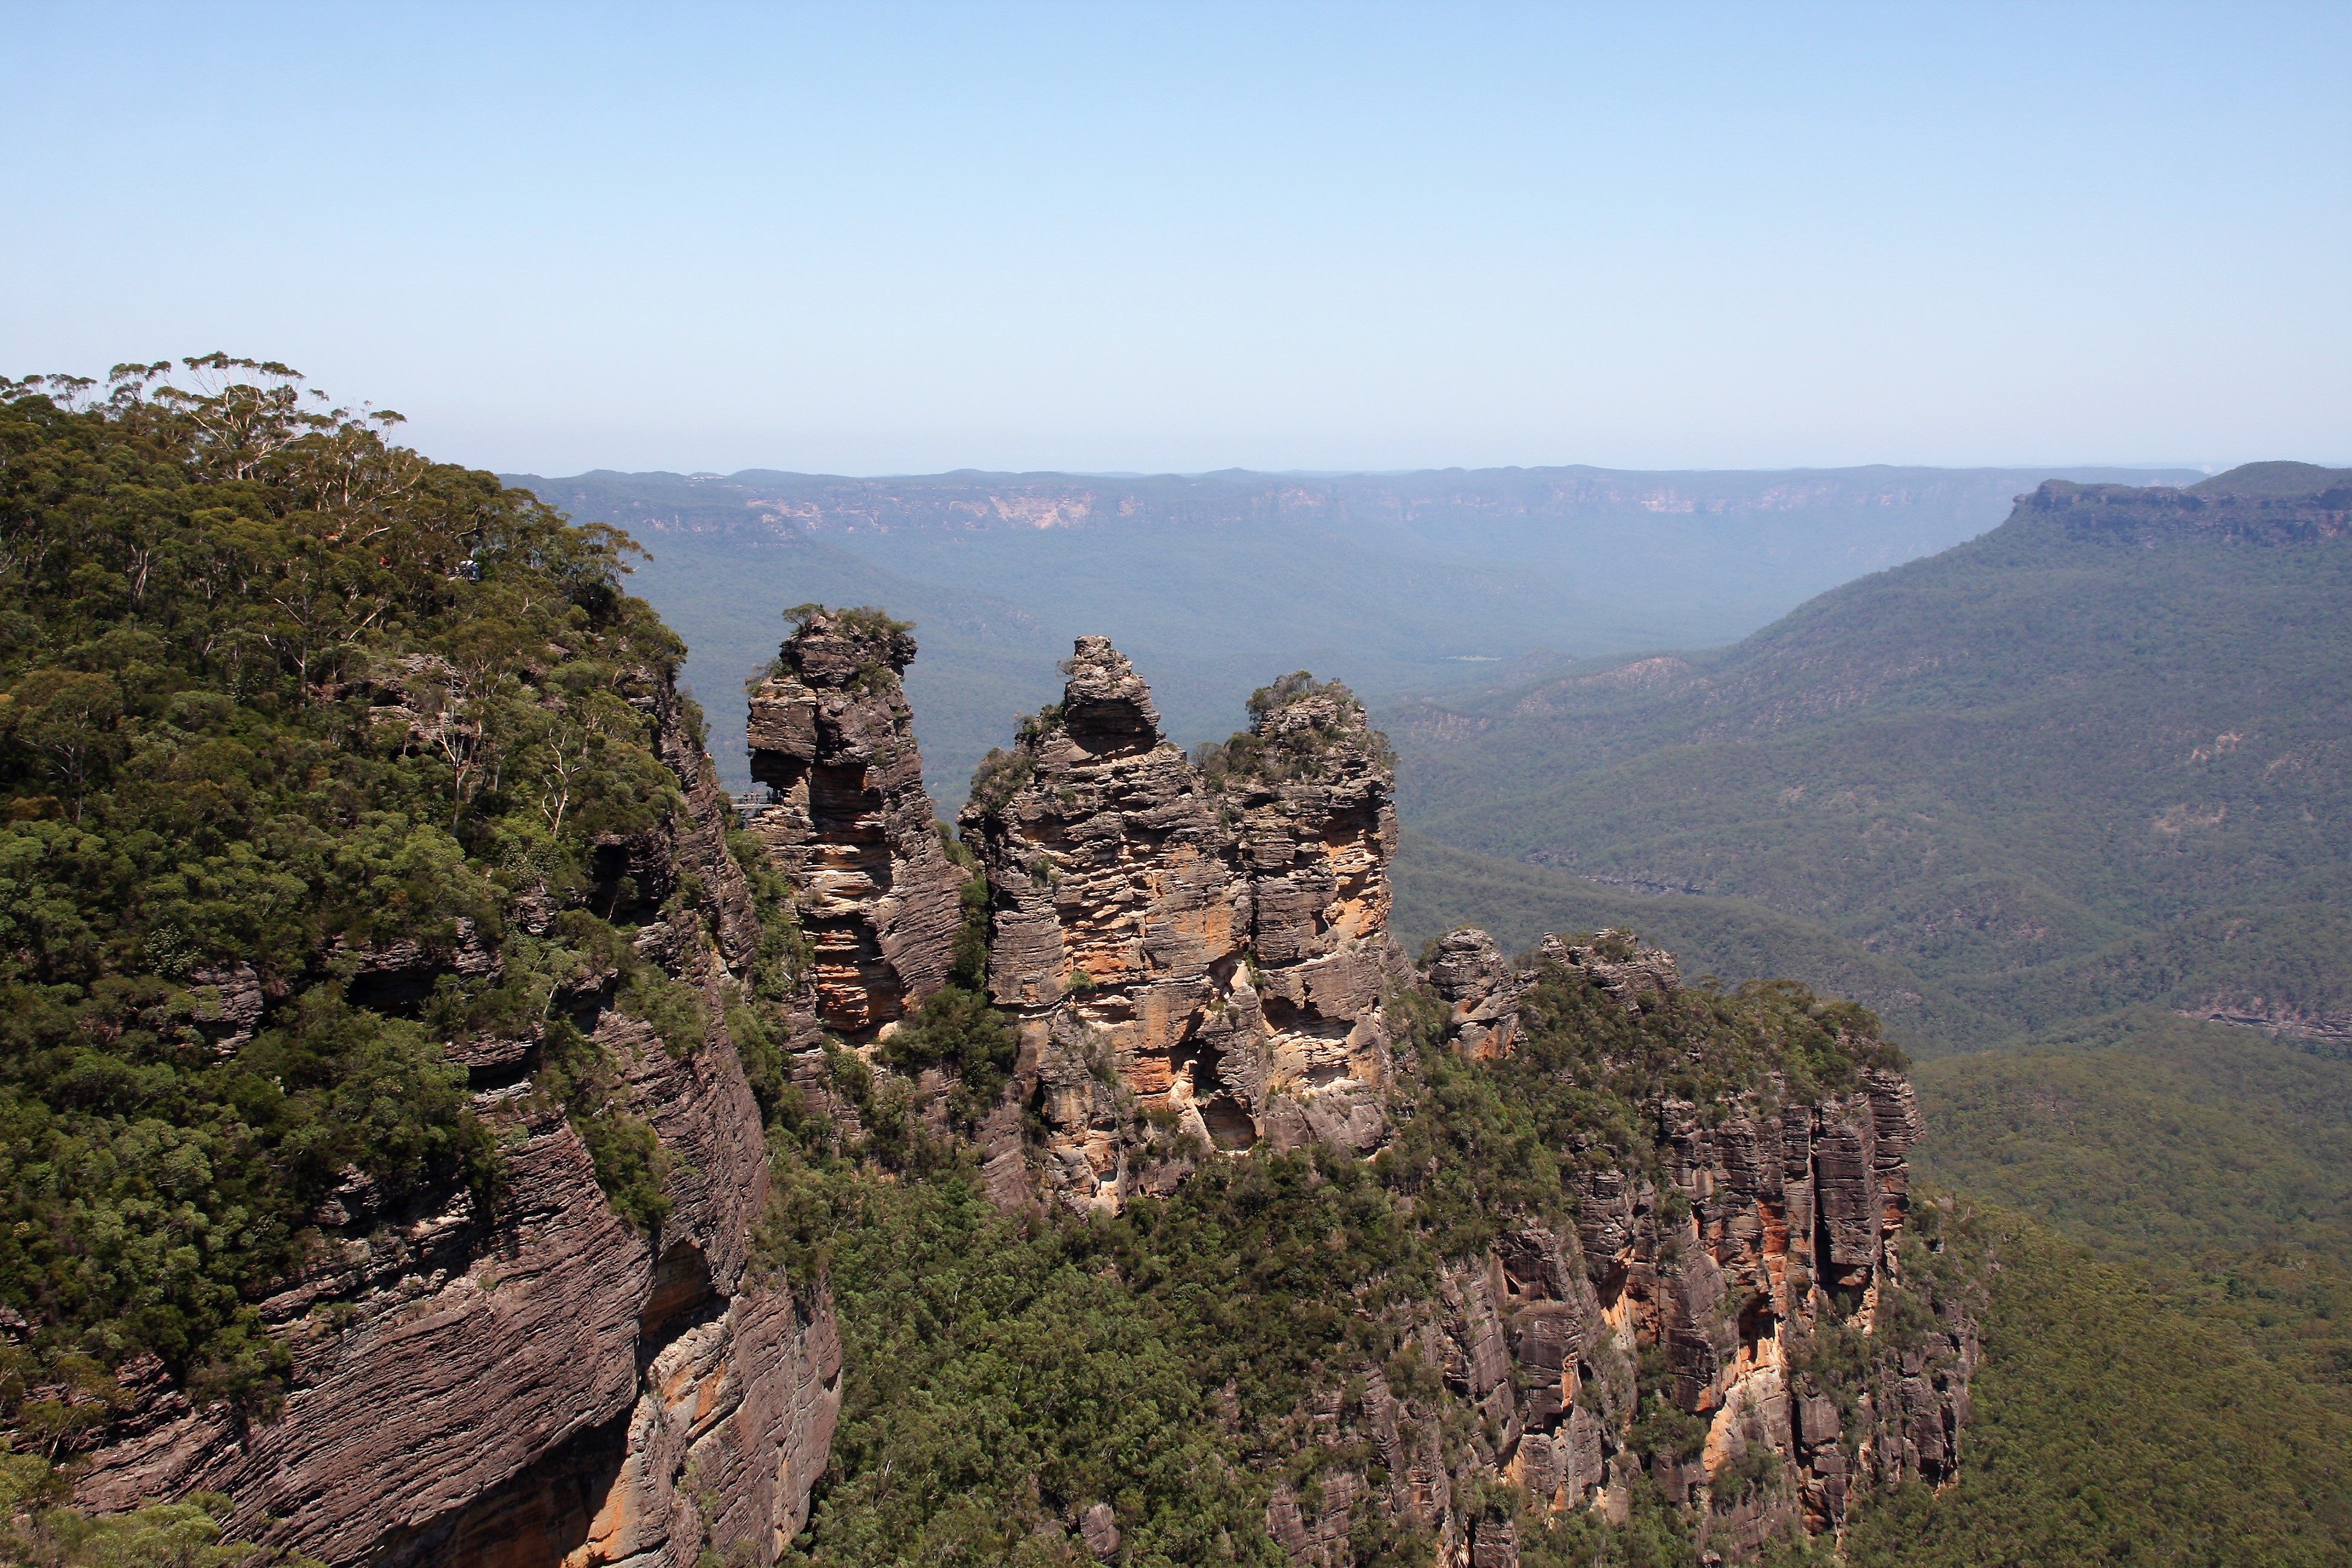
[[743, 609, 962, 1043], [959, 639, 1408, 1210]]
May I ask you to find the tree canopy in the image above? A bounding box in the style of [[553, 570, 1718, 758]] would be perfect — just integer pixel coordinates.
[[0, 359, 696, 1432]]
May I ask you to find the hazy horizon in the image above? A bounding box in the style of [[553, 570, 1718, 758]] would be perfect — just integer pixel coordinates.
[[511, 458, 2233, 483]]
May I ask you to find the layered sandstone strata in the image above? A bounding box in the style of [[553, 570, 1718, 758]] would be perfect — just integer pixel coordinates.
[[958, 639, 1408, 1209], [741, 610, 962, 1041], [69, 682, 839, 1568]]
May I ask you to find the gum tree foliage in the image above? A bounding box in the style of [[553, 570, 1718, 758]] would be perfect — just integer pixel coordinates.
[[0, 1451, 324, 1567], [0, 359, 699, 1428]]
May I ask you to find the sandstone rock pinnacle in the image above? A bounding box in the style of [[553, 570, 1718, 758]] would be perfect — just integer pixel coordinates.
[[1058, 633, 1162, 754], [743, 607, 962, 1038], [960, 640, 1408, 1210]]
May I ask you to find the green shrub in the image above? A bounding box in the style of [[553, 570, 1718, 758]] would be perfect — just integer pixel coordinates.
[[967, 746, 1035, 813], [883, 985, 1019, 1129], [619, 965, 707, 1058], [0, 1454, 325, 1567]]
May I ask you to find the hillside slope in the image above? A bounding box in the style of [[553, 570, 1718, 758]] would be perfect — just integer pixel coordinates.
[[1388, 464, 2352, 1053], [1843, 1206, 2352, 1567]]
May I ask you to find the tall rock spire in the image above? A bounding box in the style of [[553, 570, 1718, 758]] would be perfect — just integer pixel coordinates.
[[1056, 633, 1163, 754], [743, 607, 961, 1037], [959, 640, 1408, 1210]]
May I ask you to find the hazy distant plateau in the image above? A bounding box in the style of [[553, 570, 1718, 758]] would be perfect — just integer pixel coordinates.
[[511, 462, 2197, 798]]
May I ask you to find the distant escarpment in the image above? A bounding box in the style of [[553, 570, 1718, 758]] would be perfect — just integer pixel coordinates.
[[520, 460, 2206, 808], [2023, 462, 2352, 546]]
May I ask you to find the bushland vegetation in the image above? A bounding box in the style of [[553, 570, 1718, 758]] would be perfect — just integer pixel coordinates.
[[0, 359, 708, 1432]]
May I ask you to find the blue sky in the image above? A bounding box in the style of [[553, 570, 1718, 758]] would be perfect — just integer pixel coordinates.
[[5, 2, 2346, 475]]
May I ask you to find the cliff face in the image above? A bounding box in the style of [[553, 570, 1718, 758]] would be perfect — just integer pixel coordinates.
[[957, 639, 1408, 1210], [66, 685, 838, 1568], [2024, 472, 2352, 545], [1272, 930, 1975, 1566]]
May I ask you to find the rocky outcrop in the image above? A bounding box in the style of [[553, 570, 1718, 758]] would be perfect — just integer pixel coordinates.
[[1264, 937, 1974, 1563], [1572, 1062, 1965, 1547], [1263, 1369, 1451, 1567], [1425, 928, 1684, 1062], [1252, 1219, 1625, 1565], [67, 684, 839, 1568], [741, 609, 964, 1044], [2022, 468, 2352, 546], [1424, 928, 1532, 1059], [959, 641, 1408, 1209], [2181, 993, 2352, 1053]]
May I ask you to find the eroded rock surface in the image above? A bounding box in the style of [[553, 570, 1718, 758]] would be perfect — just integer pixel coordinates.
[[2024, 469, 2352, 545], [958, 641, 1408, 1210], [68, 682, 839, 1568], [1262, 939, 1974, 1564], [742, 609, 963, 1045]]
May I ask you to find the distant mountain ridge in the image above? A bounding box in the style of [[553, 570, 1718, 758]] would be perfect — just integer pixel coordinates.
[[515, 462, 2206, 540], [512, 462, 2200, 800], [1383, 462, 2352, 1057]]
